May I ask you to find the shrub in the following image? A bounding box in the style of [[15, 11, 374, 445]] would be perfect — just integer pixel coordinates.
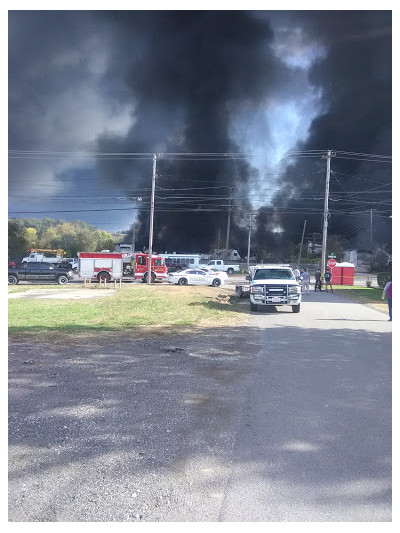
[[377, 272, 392, 288]]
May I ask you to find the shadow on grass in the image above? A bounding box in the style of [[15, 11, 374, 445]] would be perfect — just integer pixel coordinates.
[[187, 293, 250, 313], [8, 322, 239, 340]]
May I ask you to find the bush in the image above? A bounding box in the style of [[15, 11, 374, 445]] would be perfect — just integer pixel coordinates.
[[377, 272, 392, 288]]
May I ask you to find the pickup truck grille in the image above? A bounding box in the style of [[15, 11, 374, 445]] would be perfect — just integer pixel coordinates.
[[263, 284, 288, 295], [251, 284, 294, 304]]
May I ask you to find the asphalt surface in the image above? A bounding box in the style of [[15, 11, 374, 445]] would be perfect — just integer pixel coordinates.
[[8, 290, 392, 522]]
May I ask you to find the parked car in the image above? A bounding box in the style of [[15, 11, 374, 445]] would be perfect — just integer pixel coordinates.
[[198, 267, 228, 282], [168, 268, 226, 287], [8, 262, 73, 285]]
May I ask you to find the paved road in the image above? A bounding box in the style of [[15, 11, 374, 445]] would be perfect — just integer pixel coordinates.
[[8, 291, 391, 521], [219, 292, 392, 521]]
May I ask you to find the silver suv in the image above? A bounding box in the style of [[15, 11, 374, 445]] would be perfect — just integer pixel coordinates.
[[247, 265, 301, 313]]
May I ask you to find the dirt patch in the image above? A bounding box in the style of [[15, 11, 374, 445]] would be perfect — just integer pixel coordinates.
[[8, 288, 116, 300]]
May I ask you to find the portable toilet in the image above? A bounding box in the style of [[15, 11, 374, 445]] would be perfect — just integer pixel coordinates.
[[330, 265, 342, 285], [340, 262, 355, 285], [330, 262, 355, 285]]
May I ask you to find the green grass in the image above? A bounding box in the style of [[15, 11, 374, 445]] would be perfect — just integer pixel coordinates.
[[333, 285, 387, 312], [8, 282, 388, 338], [8, 285, 39, 294], [8, 284, 244, 337], [333, 285, 383, 302]]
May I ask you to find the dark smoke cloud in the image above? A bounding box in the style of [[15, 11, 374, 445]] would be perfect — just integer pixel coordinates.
[[8, 10, 391, 255], [262, 10, 392, 252], [93, 10, 298, 252]]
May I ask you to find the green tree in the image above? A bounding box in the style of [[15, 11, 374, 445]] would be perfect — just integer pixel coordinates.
[[96, 231, 115, 252], [24, 227, 38, 249], [9, 217, 117, 257], [40, 227, 60, 250], [327, 234, 344, 261], [8, 220, 29, 261]]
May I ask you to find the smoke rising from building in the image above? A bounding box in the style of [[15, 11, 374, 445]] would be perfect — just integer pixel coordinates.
[[8, 11, 392, 254]]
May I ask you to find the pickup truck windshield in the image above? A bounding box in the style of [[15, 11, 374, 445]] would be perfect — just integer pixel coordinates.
[[254, 269, 295, 280]]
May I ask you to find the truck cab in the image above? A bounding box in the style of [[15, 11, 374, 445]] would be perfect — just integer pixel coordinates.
[[206, 260, 239, 275], [247, 264, 301, 313]]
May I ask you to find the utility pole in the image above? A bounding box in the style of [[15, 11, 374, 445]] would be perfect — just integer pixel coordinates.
[[320, 150, 335, 272], [370, 208, 373, 245], [297, 219, 307, 269], [147, 153, 157, 285], [225, 186, 235, 261], [246, 214, 254, 272]]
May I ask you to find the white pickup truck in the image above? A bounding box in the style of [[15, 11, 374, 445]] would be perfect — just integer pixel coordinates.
[[247, 264, 301, 313], [22, 252, 78, 271], [203, 260, 240, 275], [22, 252, 64, 264]]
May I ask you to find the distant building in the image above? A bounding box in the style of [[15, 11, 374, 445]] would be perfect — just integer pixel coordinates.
[[307, 242, 322, 255], [210, 248, 242, 261], [343, 249, 372, 272]]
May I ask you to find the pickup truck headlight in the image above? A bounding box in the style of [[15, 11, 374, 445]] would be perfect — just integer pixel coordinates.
[[288, 285, 301, 294], [250, 286, 264, 294]]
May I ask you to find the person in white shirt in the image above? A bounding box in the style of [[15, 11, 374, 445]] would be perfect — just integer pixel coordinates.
[[292, 267, 300, 281], [301, 269, 311, 294]]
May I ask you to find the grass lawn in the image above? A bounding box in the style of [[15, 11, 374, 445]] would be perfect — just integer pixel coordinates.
[[8, 282, 388, 339], [8, 283, 245, 338], [333, 285, 387, 313]]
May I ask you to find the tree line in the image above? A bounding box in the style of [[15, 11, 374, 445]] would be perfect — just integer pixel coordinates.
[[8, 218, 116, 261]]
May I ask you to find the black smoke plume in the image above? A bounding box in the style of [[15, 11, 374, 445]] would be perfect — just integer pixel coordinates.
[[93, 11, 304, 253]]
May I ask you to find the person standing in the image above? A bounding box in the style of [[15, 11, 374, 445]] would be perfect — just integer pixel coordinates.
[[382, 280, 392, 321], [314, 268, 321, 291], [301, 269, 311, 294], [292, 267, 300, 282], [324, 268, 333, 292]]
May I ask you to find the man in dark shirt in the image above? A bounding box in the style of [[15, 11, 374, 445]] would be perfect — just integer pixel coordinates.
[[314, 269, 321, 291], [324, 269, 333, 292]]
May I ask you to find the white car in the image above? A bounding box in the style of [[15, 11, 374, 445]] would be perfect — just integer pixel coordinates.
[[168, 268, 226, 287], [198, 267, 228, 282]]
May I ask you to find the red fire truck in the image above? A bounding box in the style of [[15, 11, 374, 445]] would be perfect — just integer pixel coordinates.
[[78, 251, 168, 283]]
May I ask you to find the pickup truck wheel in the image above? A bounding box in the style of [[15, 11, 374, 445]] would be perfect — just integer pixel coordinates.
[[178, 277, 188, 286], [212, 278, 221, 287], [8, 274, 18, 285], [227, 268, 234, 275], [57, 275, 69, 285], [97, 272, 111, 283], [292, 304, 301, 313], [250, 302, 258, 312]]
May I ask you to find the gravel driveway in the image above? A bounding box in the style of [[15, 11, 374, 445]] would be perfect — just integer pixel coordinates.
[[8, 321, 259, 522]]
